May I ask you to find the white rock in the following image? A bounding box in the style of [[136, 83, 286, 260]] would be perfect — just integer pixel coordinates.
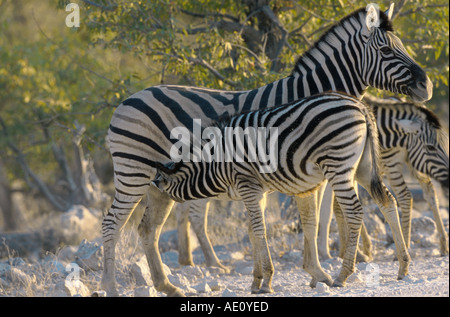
[[282, 250, 302, 263], [193, 280, 211, 293], [316, 282, 330, 293], [347, 270, 363, 283], [235, 260, 253, 275], [7, 267, 34, 286], [230, 251, 245, 261], [60, 205, 101, 244], [0, 262, 11, 277], [168, 273, 190, 288], [64, 279, 91, 297], [411, 216, 437, 240], [222, 288, 237, 297], [209, 280, 225, 291], [131, 256, 152, 286], [180, 265, 204, 282], [75, 240, 102, 271], [0, 277, 9, 288], [134, 286, 157, 297]]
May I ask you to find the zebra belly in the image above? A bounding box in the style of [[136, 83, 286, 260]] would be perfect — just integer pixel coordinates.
[[263, 168, 325, 197]]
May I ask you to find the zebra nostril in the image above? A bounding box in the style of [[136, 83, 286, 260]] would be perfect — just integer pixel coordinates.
[[417, 81, 427, 90]]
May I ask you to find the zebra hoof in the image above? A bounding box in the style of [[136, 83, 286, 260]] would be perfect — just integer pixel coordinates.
[[356, 251, 371, 263], [168, 289, 186, 297], [309, 275, 333, 288], [331, 279, 345, 288], [257, 286, 274, 294]]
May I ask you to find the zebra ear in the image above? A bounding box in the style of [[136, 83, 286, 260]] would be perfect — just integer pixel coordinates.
[[151, 174, 166, 192], [397, 119, 421, 134], [366, 3, 380, 32], [385, 3, 394, 21]]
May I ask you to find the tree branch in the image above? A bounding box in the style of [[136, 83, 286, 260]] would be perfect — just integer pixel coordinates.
[[180, 9, 240, 22]]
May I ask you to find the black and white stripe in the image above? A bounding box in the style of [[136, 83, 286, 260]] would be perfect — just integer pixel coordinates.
[[317, 98, 449, 260], [101, 6, 430, 296], [152, 92, 410, 291], [372, 99, 449, 255]]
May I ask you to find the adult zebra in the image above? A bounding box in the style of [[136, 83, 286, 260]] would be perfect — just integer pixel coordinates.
[[318, 98, 449, 261], [152, 92, 411, 293], [102, 4, 432, 296]]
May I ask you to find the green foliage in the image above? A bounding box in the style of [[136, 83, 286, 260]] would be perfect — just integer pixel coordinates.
[[0, 0, 448, 205]]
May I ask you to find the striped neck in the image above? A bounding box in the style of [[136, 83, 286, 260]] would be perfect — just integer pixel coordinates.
[[290, 10, 369, 99]]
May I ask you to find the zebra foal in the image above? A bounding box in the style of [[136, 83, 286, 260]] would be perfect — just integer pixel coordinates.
[[152, 92, 410, 293], [318, 98, 449, 260]]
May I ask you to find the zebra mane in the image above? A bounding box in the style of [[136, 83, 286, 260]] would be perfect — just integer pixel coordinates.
[[370, 100, 448, 153], [292, 7, 394, 75], [407, 104, 448, 154]]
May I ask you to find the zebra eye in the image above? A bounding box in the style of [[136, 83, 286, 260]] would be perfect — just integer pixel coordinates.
[[380, 46, 393, 55]]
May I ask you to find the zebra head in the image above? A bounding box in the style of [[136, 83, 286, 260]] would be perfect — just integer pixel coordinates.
[[361, 4, 433, 103], [152, 161, 186, 202], [397, 110, 449, 190]]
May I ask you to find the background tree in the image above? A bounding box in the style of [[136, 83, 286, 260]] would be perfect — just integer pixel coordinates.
[[0, 0, 448, 231]]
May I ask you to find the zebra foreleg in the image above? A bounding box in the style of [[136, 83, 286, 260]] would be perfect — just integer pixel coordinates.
[[189, 199, 230, 272], [175, 202, 195, 266], [241, 190, 274, 294], [138, 187, 184, 297]]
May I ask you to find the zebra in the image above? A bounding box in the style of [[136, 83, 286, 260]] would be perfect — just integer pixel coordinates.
[[102, 4, 432, 296], [318, 98, 449, 261], [152, 92, 411, 293]]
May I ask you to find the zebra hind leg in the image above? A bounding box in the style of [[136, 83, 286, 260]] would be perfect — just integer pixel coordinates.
[[101, 191, 144, 296], [357, 176, 410, 280], [294, 193, 333, 287], [138, 186, 184, 297]]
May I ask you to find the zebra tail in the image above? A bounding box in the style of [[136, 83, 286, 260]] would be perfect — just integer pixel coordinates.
[[364, 104, 390, 207]]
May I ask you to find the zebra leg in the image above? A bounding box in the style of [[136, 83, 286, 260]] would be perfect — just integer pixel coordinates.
[[360, 222, 373, 261], [357, 178, 410, 280], [417, 175, 449, 255], [241, 191, 274, 294], [247, 220, 263, 293], [175, 201, 194, 266], [384, 162, 413, 249], [334, 186, 372, 263], [189, 199, 230, 272], [318, 183, 333, 260], [138, 186, 184, 297], [101, 191, 144, 296], [332, 195, 347, 260], [329, 182, 365, 287], [295, 192, 333, 288]]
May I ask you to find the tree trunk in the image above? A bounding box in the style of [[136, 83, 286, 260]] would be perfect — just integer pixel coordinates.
[[0, 161, 21, 231]]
